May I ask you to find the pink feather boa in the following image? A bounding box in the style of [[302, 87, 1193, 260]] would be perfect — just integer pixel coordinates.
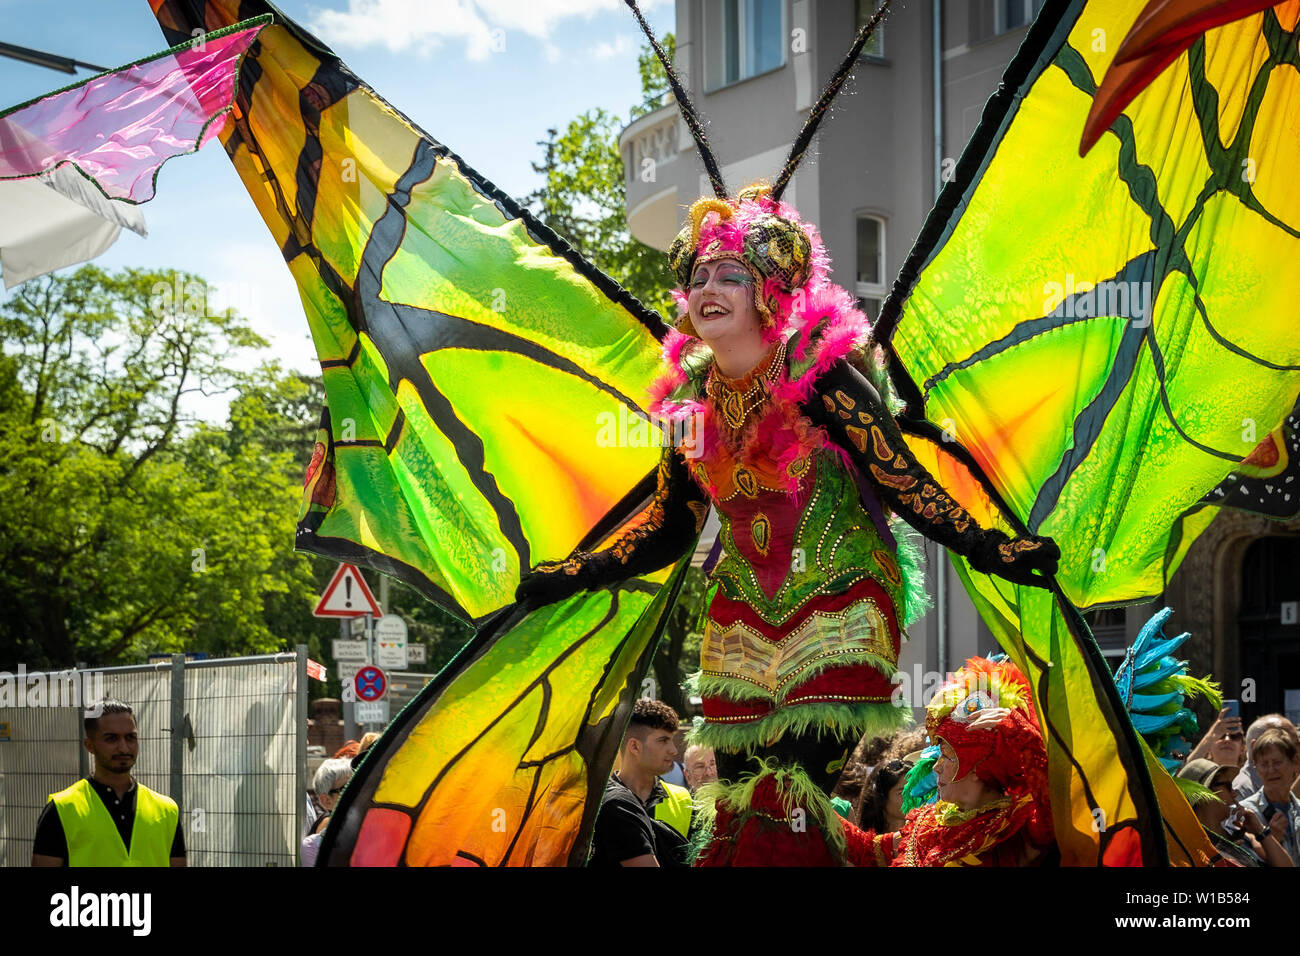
[[648, 281, 875, 495]]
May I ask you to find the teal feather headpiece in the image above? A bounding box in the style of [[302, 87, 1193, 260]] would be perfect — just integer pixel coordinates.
[[1113, 608, 1222, 773]]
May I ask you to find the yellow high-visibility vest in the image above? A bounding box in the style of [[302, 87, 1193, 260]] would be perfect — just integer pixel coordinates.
[[49, 779, 178, 867], [653, 780, 693, 838]]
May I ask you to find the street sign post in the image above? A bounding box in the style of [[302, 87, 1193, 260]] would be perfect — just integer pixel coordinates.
[[313, 564, 383, 618], [332, 640, 368, 663], [376, 616, 408, 669], [354, 665, 387, 702], [355, 701, 389, 724], [315, 563, 384, 741]]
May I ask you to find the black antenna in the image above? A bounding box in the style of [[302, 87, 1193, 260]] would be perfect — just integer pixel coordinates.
[[624, 0, 729, 199], [772, 0, 892, 201]]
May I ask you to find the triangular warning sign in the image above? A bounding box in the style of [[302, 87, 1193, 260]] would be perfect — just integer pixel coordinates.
[[313, 563, 383, 618]]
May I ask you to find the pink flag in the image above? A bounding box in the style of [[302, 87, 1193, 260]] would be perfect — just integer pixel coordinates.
[[0, 18, 266, 203]]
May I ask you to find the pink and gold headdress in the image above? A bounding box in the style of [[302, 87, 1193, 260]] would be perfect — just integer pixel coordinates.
[[625, 0, 892, 340]]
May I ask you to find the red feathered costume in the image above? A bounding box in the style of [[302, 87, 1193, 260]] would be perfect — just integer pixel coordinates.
[[844, 657, 1055, 866]]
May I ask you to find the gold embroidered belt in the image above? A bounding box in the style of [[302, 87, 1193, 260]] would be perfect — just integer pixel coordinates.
[[700, 597, 894, 698]]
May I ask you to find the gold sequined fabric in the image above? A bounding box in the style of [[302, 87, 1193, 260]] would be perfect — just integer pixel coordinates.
[[700, 598, 894, 699]]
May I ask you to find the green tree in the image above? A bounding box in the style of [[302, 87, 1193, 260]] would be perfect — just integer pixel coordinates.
[[0, 266, 334, 667], [632, 31, 675, 121], [522, 33, 678, 318]]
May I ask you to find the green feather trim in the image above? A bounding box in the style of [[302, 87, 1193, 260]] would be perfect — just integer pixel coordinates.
[[697, 755, 849, 859], [1175, 776, 1219, 807], [848, 343, 905, 417], [684, 796, 716, 865], [901, 753, 938, 814], [694, 649, 899, 705], [892, 521, 930, 628], [680, 340, 714, 383], [1173, 673, 1222, 711], [688, 698, 912, 755]]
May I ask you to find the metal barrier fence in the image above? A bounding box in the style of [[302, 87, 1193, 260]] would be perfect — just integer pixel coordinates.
[[0, 647, 307, 867]]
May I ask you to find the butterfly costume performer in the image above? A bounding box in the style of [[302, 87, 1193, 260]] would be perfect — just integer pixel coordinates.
[[850, 657, 1055, 867], [128, 0, 1299, 866], [516, 3, 1058, 865]]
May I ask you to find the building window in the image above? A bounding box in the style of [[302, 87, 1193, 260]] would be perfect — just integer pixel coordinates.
[[855, 0, 885, 59], [705, 0, 785, 91], [855, 215, 886, 321], [995, 0, 1045, 35]]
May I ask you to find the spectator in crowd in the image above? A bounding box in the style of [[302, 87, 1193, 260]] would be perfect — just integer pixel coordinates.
[[831, 761, 867, 819], [1188, 707, 1246, 770], [1233, 714, 1300, 800], [857, 732, 896, 775], [1238, 729, 1300, 865], [854, 729, 927, 832], [1177, 758, 1292, 867], [302, 757, 353, 866], [350, 731, 381, 768], [334, 740, 361, 760], [661, 727, 688, 789], [683, 744, 717, 794], [857, 756, 914, 834], [589, 699, 691, 867], [33, 699, 185, 867], [303, 788, 317, 843], [829, 733, 883, 817]]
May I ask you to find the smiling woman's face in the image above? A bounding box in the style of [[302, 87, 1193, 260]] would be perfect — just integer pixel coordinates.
[[1255, 745, 1299, 800], [687, 257, 763, 346]]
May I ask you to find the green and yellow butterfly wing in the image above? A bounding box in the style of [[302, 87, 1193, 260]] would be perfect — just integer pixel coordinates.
[[151, 0, 681, 866], [885, 0, 1300, 865]]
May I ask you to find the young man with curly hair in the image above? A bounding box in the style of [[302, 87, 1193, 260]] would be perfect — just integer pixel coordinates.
[[588, 698, 693, 868]]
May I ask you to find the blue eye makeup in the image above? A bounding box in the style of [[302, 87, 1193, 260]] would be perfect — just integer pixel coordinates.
[[690, 267, 751, 287]]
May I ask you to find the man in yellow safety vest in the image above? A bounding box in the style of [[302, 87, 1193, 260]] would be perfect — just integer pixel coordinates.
[[32, 699, 184, 867]]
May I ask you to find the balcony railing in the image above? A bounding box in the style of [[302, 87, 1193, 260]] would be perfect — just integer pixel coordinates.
[[623, 101, 679, 171], [619, 101, 681, 251]]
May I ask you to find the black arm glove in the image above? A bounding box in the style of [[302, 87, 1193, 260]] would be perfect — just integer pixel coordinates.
[[514, 445, 709, 607], [803, 359, 1059, 589]]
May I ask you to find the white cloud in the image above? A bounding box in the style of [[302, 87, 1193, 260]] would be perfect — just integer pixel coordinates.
[[308, 0, 667, 60], [309, 0, 498, 59], [179, 241, 319, 425], [474, 0, 620, 38], [592, 34, 638, 60]]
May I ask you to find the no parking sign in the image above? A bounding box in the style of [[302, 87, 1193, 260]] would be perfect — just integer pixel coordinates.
[[354, 665, 387, 702]]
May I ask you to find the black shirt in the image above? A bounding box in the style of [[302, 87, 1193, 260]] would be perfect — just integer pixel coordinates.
[[33, 778, 186, 863], [588, 774, 689, 868]]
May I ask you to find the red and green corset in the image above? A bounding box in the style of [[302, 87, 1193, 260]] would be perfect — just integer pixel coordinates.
[[692, 448, 913, 752]]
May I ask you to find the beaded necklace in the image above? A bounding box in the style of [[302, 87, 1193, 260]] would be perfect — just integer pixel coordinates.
[[705, 339, 788, 434]]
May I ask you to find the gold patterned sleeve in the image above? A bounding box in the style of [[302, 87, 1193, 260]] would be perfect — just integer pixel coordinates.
[[805, 359, 1060, 589], [515, 445, 710, 606]]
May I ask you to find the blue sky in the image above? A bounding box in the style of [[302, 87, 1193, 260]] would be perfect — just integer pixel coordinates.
[[0, 0, 673, 403]]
